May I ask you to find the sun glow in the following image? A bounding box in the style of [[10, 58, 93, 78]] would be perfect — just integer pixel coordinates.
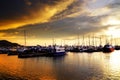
[[105, 27, 120, 38], [102, 17, 120, 38], [109, 51, 120, 71], [102, 17, 120, 26], [106, 19, 120, 25]]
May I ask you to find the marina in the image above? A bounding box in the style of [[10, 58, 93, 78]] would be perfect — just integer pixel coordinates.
[[0, 42, 120, 80], [0, 0, 120, 80], [0, 43, 119, 58]]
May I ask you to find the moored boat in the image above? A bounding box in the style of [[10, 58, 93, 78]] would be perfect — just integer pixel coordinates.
[[46, 46, 66, 56], [103, 44, 114, 53], [18, 45, 66, 58], [18, 47, 47, 58]]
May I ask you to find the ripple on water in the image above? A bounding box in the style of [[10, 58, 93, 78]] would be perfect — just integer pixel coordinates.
[[0, 51, 120, 80]]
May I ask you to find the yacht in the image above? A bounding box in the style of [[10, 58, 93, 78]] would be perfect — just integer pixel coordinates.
[[47, 46, 66, 56], [103, 44, 114, 52]]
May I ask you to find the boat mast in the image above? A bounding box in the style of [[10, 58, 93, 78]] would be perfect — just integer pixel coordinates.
[[52, 38, 55, 45], [78, 27, 80, 46], [100, 35, 102, 46], [92, 34, 95, 46], [111, 35, 113, 45], [92, 34, 94, 46], [105, 35, 108, 44], [64, 39, 65, 46], [77, 34, 80, 46], [89, 35, 91, 46], [24, 30, 26, 46], [61, 39, 62, 46], [82, 35, 84, 46]]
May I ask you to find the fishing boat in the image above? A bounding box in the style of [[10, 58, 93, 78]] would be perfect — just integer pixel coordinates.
[[103, 44, 114, 53], [18, 45, 66, 58], [70, 46, 80, 52], [46, 46, 66, 56], [18, 47, 47, 58]]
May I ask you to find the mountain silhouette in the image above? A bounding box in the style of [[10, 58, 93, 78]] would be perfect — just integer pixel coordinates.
[[0, 40, 20, 47]]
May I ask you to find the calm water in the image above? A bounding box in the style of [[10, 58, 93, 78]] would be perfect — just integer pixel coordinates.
[[0, 51, 120, 80]]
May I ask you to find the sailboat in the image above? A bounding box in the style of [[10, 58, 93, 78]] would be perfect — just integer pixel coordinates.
[[18, 31, 66, 58]]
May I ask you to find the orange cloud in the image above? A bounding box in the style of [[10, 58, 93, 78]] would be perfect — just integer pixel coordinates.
[[0, 0, 75, 30]]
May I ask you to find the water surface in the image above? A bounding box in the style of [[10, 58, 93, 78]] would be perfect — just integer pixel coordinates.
[[0, 51, 120, 80]]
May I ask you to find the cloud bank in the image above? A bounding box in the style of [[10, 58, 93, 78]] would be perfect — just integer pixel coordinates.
[[0, 0, 120, 45]]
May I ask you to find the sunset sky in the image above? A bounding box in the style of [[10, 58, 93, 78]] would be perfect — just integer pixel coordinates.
[[0, 0, 120, 46]]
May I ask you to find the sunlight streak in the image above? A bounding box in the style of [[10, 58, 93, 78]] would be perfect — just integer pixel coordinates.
[[109, 51, 120, 72]]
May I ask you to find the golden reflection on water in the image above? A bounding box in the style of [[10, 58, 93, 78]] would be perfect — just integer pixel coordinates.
[[0, 51, 120, 80], [99, 51, 120, 80], [0, 54, 23, 72], [109, 51, 120, 73], [0, 54, 57, 80]]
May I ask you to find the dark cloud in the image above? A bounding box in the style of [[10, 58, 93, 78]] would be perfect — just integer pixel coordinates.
[[107, 0, 120, 9], [0, 0, 79, 30], [52, 0, 85, 20], [0, 0, 76, 21], [0, 0, 87, 21], [0, 0, 29, 20], [0, 14, 109, 39]]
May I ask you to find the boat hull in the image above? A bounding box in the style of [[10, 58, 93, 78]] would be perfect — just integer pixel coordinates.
[[8, 51, 18, 56], [18, 52, 46, 58], [46, 52, 66, 57], [103, 48, 114, 53]]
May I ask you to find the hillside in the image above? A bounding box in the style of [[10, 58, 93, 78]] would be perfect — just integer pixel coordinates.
[[0, 40, 20, 47]]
